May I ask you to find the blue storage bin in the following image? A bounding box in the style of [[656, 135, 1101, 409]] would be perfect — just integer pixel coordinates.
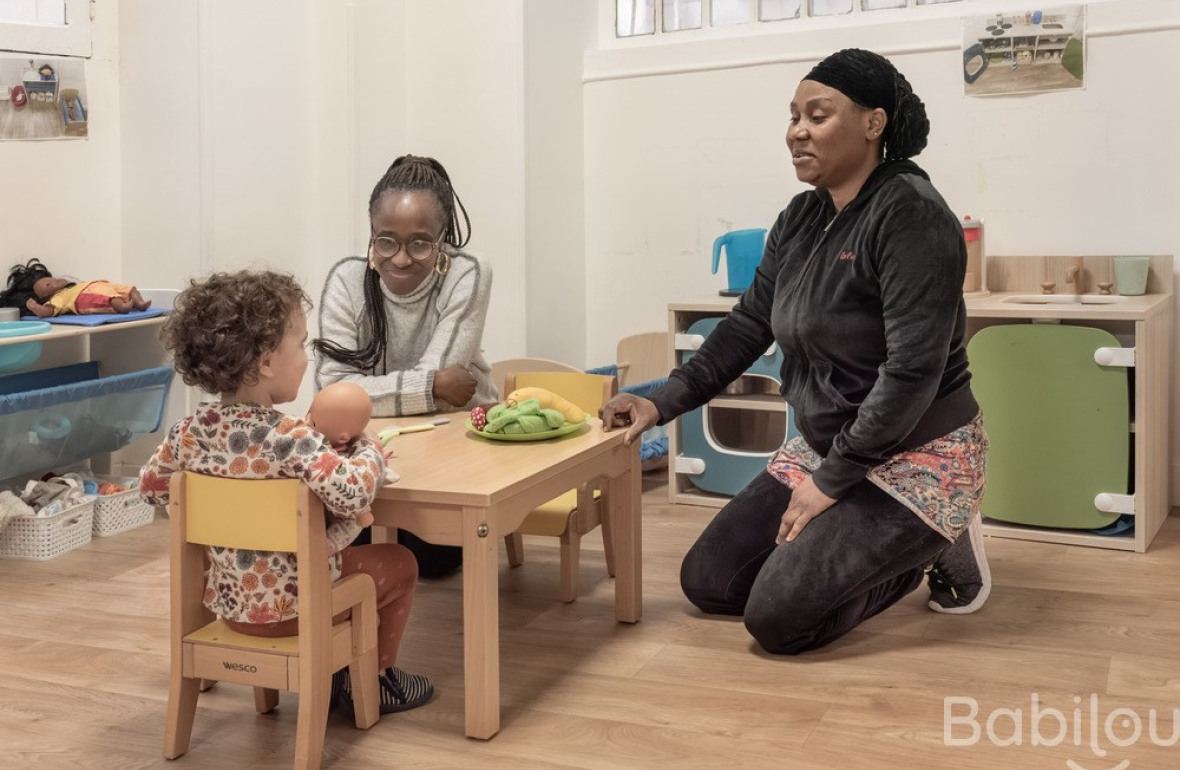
[[0, 362, 100, 395], [0, 366, 173, 480]]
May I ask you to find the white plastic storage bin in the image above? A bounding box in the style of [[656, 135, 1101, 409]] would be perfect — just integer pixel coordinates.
[[0, 497, 94, 560], [92, 476, 155, 537]]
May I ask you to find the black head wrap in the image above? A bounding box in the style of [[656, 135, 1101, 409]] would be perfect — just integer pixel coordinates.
[[804, 48, 929, 161]]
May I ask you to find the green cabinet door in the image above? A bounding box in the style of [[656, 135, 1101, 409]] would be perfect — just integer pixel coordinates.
[[968, 324, 1128, 529]]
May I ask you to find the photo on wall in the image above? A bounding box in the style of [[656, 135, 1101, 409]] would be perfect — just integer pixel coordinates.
[[962, 5, 1085, 96], [0, 55, 87, 140]]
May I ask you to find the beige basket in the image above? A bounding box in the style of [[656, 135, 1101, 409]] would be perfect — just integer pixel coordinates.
[[92, 476, 156, 537], [0, 498, 94, 561]]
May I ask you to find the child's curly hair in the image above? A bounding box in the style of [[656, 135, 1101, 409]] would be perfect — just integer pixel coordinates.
[[161, 270, 310, 394]]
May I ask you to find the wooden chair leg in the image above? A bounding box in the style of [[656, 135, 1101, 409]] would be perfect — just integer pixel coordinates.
[[559, 526, 581, 603], [293, 672, 331, 770], [349, 651, 380, 730], [505, 532, 524, 567], [253, 687, 279, 714], [198, 679, 216, 692], [163, 674, 201, 760], [599, 497, 616, 578]]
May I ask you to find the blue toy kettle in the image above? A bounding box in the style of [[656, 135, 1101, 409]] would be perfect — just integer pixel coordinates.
[[712, 228, 767, 297]]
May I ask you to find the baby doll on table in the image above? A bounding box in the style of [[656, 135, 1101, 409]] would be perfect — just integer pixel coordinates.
[[2, 259, 152, 318], [308, 381, 388, 528]]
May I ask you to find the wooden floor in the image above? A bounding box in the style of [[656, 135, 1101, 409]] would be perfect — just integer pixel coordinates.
[[3, 478, 1180, 769]]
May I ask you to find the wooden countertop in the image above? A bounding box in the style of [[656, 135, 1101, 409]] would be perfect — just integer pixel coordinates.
[[964, 292, 1172, 321], [669, 292, 1173, 321]]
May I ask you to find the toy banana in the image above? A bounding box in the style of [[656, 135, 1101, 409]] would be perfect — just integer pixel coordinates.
[[505, 387, 586, 423]]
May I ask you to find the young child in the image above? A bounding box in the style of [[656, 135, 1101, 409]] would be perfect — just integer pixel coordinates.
[[139, 270, 433, 714], [2, 258, 153, 317]]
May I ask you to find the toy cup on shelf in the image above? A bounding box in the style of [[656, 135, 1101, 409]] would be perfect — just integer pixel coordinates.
[[1113, 256, 1150, 296], [961, 216, 988, 296]]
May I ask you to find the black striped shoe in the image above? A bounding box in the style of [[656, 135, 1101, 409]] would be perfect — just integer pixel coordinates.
[[378, 666, 435, 713], [332, 667, 435, 717]]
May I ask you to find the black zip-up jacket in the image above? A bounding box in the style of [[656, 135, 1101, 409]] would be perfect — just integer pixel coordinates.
[[650, 160, 978, 499]]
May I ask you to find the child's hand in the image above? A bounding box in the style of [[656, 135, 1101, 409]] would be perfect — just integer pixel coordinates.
[[364, 430, 396, 461], [356, 511, 374, 527]]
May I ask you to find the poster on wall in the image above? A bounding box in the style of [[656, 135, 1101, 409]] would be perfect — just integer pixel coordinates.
[[962, 6, 1085, 96], [0, 55, 87, 140]]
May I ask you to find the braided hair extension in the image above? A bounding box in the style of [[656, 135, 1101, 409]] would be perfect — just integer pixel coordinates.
[[804, 48, 929, 161], [314, 155, 472, 372]]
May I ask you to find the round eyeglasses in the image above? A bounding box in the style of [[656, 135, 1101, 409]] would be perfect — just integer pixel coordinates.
[[369, 233, 444, 263]]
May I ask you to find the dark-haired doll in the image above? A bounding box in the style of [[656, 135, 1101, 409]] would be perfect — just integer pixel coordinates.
[[2, 259, 152, 318]]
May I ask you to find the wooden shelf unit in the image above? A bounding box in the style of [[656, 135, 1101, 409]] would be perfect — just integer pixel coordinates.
[[666, 254, 1174, 551]]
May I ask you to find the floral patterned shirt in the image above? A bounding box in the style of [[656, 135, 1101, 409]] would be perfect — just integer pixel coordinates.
[[768, 413, 988, 542], [139, 402, 387, 624]]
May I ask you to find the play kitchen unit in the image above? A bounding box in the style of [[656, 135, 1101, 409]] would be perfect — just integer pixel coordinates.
[[668, 253, 1173, 552]]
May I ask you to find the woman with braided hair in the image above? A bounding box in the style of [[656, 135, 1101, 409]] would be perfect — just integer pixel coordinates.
[[601, 49, 990, 654], [316, 154, 497, 576]]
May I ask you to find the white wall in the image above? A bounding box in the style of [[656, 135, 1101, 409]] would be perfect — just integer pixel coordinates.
[[583, 0, 1180, 500], [523, 0, 595, 366], [402, 0, 528, 366], [0, 1, 121, 281], [120, 0, 536, 413]]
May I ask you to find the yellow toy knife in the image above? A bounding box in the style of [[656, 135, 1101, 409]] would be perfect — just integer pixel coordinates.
[[379, 417, 450, 444]]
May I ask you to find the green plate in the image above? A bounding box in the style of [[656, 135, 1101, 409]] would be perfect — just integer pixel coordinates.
[[465, 417, 588, 442]]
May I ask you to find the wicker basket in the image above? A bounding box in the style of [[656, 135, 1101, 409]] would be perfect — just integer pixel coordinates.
[[0, 498, 94, 560], [92, 476, 156, 537]]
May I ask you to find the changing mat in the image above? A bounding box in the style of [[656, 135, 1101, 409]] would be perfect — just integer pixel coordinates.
[[19, 308, 168, 326]]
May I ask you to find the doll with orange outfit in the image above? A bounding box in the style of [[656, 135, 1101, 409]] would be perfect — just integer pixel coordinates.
[[1, 258, 153, 317], [138, 269, 433, 715]]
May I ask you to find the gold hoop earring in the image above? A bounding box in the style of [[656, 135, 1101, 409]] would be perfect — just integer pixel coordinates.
[[434, 249, 452, 276]]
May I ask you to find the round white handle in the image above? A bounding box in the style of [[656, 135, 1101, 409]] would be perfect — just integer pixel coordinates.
[[1094, 493, 1115, 512], [1094, 348, 1114, 366]]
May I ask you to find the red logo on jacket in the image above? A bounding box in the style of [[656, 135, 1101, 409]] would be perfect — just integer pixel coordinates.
[[836, 250, 857, 262]]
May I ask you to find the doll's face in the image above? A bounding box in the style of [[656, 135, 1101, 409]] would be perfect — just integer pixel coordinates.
[[33, 276, 70, 299]]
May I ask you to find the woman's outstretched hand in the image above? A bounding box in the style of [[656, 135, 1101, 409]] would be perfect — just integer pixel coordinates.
[[776, 476, 837, 545], [599, 393, 660, 446]]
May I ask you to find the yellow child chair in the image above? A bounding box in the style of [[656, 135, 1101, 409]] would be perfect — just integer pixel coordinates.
[[500, 369, 618, 602], [163, 472, 381, 770]]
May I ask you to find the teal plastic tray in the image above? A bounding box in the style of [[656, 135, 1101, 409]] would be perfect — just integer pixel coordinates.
[[0, 321, 50, 373]]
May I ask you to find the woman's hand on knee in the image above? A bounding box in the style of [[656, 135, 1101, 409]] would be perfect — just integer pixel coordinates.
[[599, 393, 659, 446], [776, 476, 837, 545]]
